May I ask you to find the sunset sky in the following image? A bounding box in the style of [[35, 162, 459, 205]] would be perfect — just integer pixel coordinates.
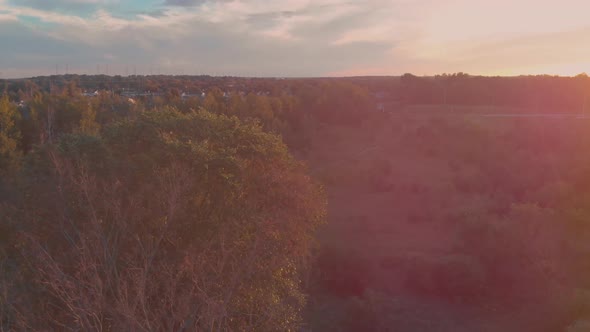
[[1, 0, 589, 78]]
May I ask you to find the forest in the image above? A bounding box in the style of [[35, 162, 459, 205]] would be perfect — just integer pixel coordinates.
[[2, 73, 590, 331]]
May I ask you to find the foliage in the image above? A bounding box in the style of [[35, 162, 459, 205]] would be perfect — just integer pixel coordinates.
[[0, 94, 21, 174], [5, 75, 590, 330], [3, 109, 325, 331]]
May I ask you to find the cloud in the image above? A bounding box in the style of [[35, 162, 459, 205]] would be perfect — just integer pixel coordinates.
[[1, 0, 404, 77], [163, 0, 236, 8], [2, 0, 590, 77], [443, 27, 590, 75], [0, 20, 85, 65], [9, 0, 118, 11], [163, 0, 204, 6], [0, 13, 15, 21]]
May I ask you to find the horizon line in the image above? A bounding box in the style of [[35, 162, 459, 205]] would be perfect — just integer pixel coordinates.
[[1, 73, 588, 80]]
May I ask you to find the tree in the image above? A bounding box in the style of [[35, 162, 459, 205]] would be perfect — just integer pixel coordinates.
[[9, 109, 326, 331], [0, 94, 21, 174], [77, 103, 100, 135], [313, 81, 373, 125], [202, 87, 227, 114], [244, 93, 275, 129]]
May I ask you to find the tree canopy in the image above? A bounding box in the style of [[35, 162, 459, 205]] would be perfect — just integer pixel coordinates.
[[2, 109, 325, 331]]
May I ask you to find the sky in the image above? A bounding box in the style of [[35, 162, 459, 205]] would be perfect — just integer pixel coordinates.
[[0, 0, 589, 78]]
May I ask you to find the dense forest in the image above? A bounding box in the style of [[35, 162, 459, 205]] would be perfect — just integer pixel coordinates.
[[2, 74, 590, 331]]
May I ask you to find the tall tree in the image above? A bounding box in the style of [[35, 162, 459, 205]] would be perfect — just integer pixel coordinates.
[[9, 109, 326, 331]]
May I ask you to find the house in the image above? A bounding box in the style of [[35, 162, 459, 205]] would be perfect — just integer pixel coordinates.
[[83, 90, 99, 97], [180, 92, 203, 100]]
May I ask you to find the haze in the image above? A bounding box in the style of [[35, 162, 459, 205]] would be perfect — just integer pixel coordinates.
[[4, 1, 590, 330]]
